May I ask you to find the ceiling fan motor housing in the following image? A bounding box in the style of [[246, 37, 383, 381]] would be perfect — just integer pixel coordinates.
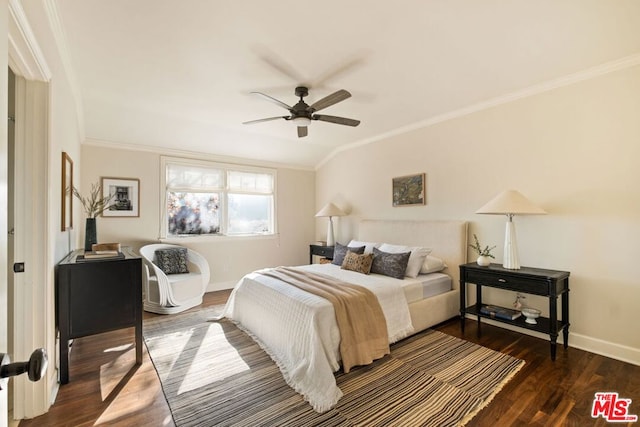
[[294, 86, 309, 98]]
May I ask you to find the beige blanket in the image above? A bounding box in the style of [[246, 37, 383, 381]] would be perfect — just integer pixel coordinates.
[[261, 267, 389, 373]]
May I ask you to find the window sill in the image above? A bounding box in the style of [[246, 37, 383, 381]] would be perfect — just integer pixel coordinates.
[[160, 233, 278, 243]]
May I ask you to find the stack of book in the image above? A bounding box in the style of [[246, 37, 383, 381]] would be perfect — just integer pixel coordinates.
[[76, 243, 124, 262], [480, 304, 522, 321]]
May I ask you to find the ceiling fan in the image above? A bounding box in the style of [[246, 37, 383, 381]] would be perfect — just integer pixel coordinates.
[[243, 86, 360, 138]]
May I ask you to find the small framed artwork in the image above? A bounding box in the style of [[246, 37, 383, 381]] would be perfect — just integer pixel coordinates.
[[392, 173, 426, 207], [61, 152, 73, 231], [101, 177, 140, 217]]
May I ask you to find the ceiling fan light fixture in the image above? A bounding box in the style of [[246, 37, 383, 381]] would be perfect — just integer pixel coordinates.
[[291, 116, 311, 126]]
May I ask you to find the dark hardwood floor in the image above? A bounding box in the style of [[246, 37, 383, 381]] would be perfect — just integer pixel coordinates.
[[19, 290, 640, 426]]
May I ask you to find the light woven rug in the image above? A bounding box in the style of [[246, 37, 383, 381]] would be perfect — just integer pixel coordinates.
[[144, 306, 524, 427]]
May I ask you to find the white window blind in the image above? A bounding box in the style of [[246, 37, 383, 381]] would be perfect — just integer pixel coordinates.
[[161, 157, 276, 238]]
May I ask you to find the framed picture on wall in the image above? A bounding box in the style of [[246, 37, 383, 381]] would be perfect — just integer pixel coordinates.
[[61, 152, 73, 230], [392, 173, 426, 207], [101, 177, 140, 217]]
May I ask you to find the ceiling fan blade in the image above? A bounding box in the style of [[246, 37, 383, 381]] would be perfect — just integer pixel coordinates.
[[297, 126, 308, 138], [313, 114, 360, 127], [250, 92, 292, 110], [309, 89, 351, 112], [251, 45, 306, 83], [312, 56, 366, 88], [242, 116, 288, 125]]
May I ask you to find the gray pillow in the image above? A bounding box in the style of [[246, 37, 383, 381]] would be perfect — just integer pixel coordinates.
[[155, 247, 189, 275], [332, 242, 365, 266], [371, 247, 410, 279]]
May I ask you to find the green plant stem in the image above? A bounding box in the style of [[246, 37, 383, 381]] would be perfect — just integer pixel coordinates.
[[73, 183, 115, 218]]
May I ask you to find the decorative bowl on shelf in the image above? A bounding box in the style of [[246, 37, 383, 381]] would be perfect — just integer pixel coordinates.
[[521, 308, 541, 324]]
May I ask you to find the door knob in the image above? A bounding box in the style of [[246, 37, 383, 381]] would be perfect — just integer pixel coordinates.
[[0, 348, 48, 390]]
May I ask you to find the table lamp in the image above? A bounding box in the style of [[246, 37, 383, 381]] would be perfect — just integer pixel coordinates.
[[315, 203, 345, 246], [475, 190, 546, 269]]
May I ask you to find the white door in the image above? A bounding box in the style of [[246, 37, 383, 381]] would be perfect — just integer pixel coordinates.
[[11, 72, 50, 422], [0, 68, 12, 427], [4, 67, 18, 427], [1, 9, 11, 422]]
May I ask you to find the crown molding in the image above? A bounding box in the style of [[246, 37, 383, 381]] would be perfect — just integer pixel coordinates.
[[83, 138, 315, 172], [8, 0, 51, 81], [316, 53, 640, 170]]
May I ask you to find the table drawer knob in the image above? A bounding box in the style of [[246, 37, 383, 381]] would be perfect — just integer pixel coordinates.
[[498, 278, 507, 283]]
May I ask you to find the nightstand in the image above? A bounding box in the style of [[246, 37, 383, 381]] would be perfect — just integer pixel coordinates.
[[309, 244, 334, 264], [459, 262, 570, 361]]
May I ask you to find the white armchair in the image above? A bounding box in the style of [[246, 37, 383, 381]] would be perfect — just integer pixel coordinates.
[[140, 243, 210, 314]]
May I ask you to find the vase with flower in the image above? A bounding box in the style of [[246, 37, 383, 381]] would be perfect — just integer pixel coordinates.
[[73, 183, 114, 251], [469, 233, 496, 266]]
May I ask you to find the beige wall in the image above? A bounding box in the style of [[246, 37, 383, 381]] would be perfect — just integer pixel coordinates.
[[80, 145, 316, 289], [317, 65, 640, 364]]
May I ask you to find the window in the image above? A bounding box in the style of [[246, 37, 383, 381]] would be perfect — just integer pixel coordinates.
[[161, 157, 276, 238]]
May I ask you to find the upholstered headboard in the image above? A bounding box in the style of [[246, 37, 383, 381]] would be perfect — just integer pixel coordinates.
[[357, 220, 468, 289]]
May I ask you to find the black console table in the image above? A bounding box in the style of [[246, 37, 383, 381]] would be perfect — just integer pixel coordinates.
[[55, 248, 142, 384], [459, 262, 570, 360]]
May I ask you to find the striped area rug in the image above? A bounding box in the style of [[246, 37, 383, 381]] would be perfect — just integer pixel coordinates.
[[144, 307, 524, 427]]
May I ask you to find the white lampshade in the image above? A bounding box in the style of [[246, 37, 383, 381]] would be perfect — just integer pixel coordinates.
[[476, 190, 546, 270], [315, 203, 345, 218], [475, 190, 547, 216], [315, 203, 345, 246]]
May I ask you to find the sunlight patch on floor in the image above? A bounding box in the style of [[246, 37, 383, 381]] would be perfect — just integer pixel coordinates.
[[99, 346, 137, 400], [103, 343, 133, 353], [177, 322, 249, 395], [95, 346, 167, 425], [94, 378, 165, 425]]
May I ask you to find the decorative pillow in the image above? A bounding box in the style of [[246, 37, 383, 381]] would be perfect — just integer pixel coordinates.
[[420, 255, 447, 274], [347, 240, 380, 254], [332, 242, 365, 265], [378, 243, 432, 278], [341, 251, 374, 274], [371, 247, 411, 279], [155, 247, 189, 275]]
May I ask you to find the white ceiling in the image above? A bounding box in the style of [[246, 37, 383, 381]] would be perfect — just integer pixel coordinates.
[[54, 1, 640, 169]]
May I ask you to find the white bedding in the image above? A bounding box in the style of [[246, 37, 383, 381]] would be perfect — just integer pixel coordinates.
[[219, 263, 414, 412], [401, 272, 452, 304]]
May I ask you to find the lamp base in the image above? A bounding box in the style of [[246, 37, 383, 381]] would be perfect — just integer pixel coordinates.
[[503, 220, 520, 269], [326, 218, 335, 246]]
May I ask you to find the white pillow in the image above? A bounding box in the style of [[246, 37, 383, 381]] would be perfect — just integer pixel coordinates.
[[348, 240, 380, 254], [420, 255, 447, 274], [378, 243, 432, 278]]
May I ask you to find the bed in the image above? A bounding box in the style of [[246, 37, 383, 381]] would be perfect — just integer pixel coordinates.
[[218, 220, 468, 412]]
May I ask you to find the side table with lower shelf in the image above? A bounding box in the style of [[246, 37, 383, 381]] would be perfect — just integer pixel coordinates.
[[309, 244, 334, 264], [55, 248, 143, 384], [459, 262, 570, 360]]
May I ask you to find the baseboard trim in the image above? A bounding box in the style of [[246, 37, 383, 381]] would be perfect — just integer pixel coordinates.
[[206, 280, 237, 292], [570, 333, 640, 366], [464, 315, 640, 366]]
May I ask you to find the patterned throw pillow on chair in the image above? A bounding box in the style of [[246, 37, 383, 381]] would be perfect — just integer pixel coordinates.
[[155, 248, 189, 274]]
